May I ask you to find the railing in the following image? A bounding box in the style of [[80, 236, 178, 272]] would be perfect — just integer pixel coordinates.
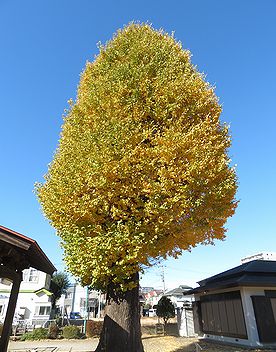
[[32, 319, 56, 328], [11, 319, 56, 335]]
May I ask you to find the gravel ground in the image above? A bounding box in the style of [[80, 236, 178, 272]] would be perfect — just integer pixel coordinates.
[[143, 336, 274, 352]]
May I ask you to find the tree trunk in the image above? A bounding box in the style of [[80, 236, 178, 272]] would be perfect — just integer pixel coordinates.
[[95, 272, 144, 352]]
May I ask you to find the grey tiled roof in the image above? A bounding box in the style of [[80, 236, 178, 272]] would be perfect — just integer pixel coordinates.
[[186, 260, 276, 294]]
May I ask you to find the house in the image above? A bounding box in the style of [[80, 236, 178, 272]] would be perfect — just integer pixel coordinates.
[[59, 283, 102, 319], [187, 260, 276, 349], [0, 267, 53, 325], [164, 285, 193, 308], [144, 289, 163, 307], [0, 225, 55, 352], [140, 287, 155, 294], [162, 284, 195, 337]]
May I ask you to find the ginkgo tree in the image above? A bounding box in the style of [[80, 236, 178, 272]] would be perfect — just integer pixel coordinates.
[[36, 23, 237, 352]]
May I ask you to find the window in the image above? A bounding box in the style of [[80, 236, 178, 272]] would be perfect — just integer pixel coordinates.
[[66, 292, 73, 299], [45, 274, 51, 289], [0, 305, 3, 315], [200, 291, 247, 338], [23, 268, 39, 283], [29, 269, 39, 282], [38, 306, 51, 316]]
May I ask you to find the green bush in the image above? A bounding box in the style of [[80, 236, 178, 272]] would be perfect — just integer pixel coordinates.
[[62, 325, 81, 339], [48, 323, 59, 339], [86, 320, 103, 337], [21, 327, 49, 341], [156, 296, 175, 327]]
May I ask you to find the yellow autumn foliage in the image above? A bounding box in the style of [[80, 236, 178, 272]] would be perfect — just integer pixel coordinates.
[[36, 23, 237, 290]]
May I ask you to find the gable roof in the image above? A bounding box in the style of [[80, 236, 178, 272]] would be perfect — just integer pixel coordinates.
[[0, 225, 56, 275], [164, 285, 193, 297], [186, 260, 276, 294]]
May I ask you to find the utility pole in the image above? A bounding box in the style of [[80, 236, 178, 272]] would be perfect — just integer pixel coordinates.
[[97, 290, 101, 318], [71, 282, 76, 315], [84, 286, 89, 334], [161, 265, 166, 294]]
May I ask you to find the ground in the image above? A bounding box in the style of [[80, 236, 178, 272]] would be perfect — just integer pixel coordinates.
[[7, 317, 273, 351], [7, 336, 273, 352]]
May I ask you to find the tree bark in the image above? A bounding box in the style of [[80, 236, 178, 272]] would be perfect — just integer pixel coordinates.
[[95, 272, 144, 352]]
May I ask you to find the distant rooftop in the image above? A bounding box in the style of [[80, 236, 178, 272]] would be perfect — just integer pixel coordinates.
[[140, 287, 155, 293], [241, 252, 276, 264], [165, 285, 193, 296]]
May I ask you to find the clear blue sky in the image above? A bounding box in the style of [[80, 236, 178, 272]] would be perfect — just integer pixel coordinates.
[[1, 0, 275, 289]]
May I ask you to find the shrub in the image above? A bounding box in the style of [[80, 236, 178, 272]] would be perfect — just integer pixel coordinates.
[[48, 323, 59, 339], [86, 320, 103, 337], [156, 296, 175, 327], [62, 325, 81, 339], [21, 327, 48, 341]]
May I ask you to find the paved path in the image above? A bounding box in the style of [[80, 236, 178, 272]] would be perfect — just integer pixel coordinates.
[[8, 336, 199, 352], [8, 338, 99, 351]]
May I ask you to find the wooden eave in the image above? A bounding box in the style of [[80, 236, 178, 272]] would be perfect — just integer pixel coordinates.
[[0, 225, 56, 275]]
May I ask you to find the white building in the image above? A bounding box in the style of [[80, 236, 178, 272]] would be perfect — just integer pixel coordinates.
[[59, 284, 101, 319], [241, 252, 276, 264], [0, 273, 103, 325], [0, 267, 52, 326], [164, 285, 193, 308]]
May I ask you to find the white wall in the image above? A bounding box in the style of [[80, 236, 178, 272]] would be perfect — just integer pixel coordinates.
[[0, 268, 52, 324], [0, 268, 51, 292], [168, 294, 193, 308], [178, 308, 195, 337]]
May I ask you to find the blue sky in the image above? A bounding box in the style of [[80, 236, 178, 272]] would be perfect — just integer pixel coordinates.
[[0, 0, 275, 289]]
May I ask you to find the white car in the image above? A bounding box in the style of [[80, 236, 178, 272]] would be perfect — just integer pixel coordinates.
[[148, 309, 157, 317]]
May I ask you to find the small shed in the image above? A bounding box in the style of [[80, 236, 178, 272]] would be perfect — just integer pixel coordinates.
[[187, 260, 276, 349], [0, 225, 56, 351]]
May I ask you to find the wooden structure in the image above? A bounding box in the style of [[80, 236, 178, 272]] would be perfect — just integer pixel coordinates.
[[187, 260, 276, 349], [0, 225, 56, 351]]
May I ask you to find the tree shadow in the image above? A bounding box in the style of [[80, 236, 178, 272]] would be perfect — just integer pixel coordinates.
[[171, 340, 259, 352], [171, 342, 196, 352], [142, 335, 165, 340]]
